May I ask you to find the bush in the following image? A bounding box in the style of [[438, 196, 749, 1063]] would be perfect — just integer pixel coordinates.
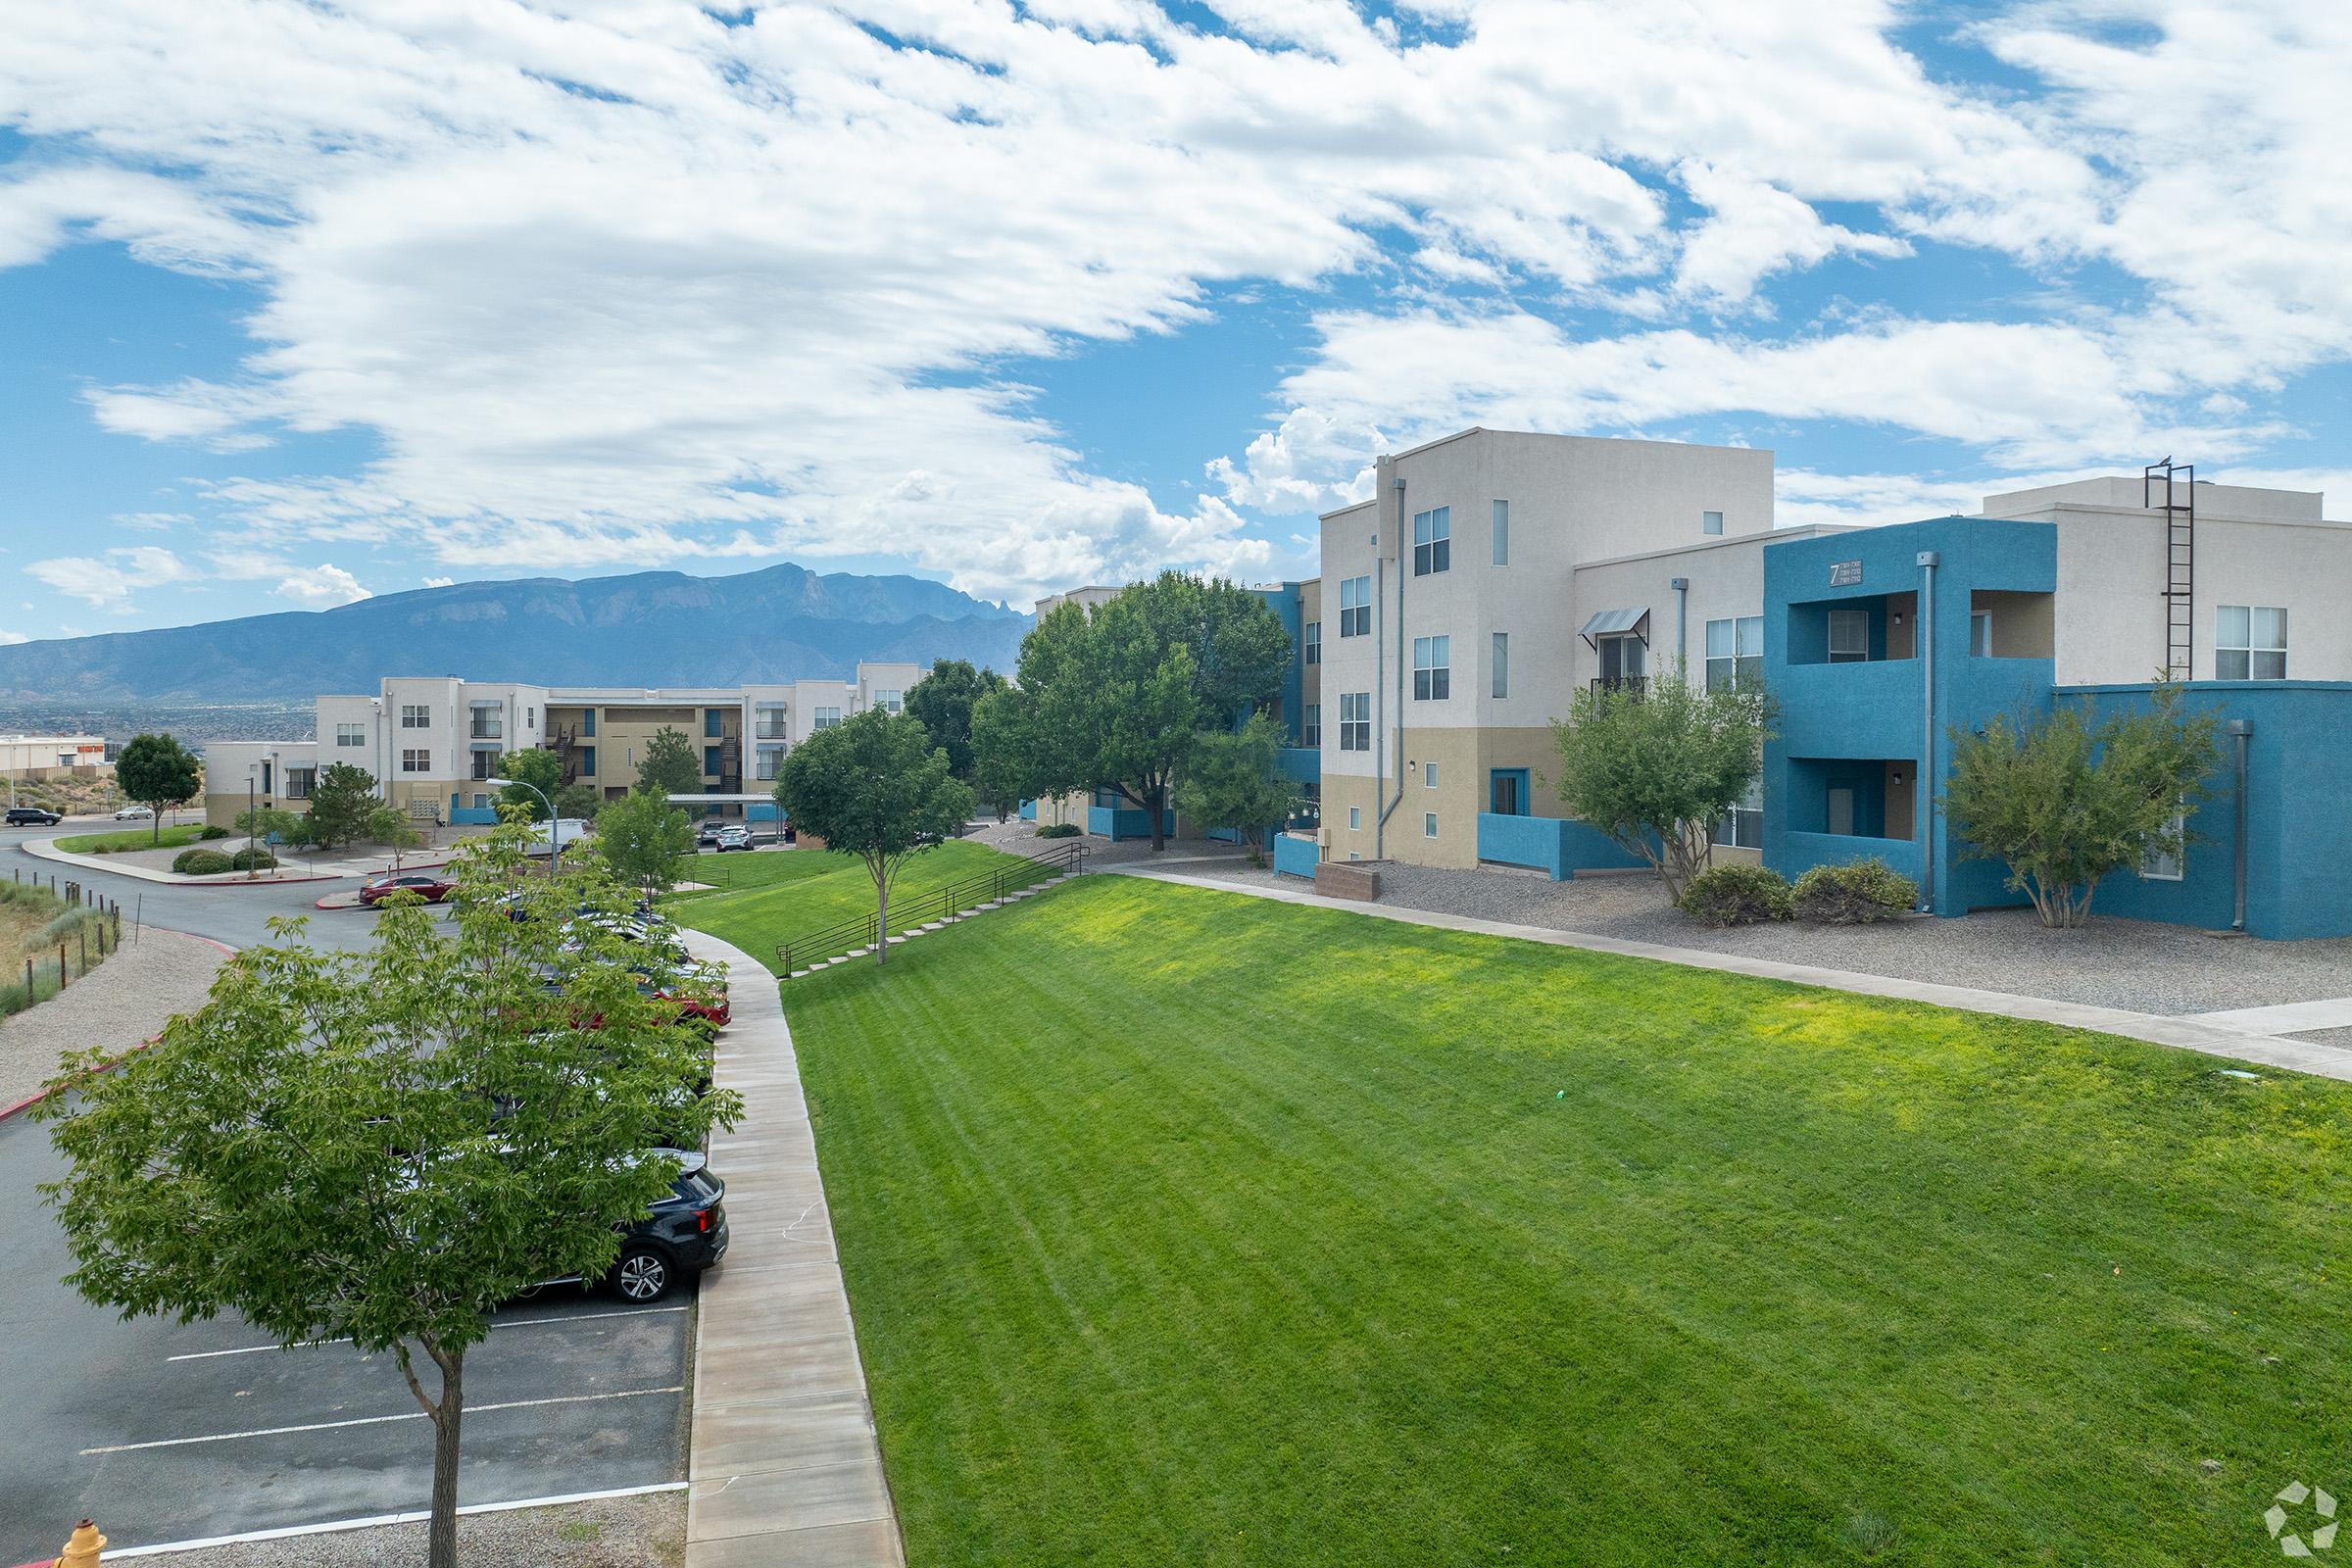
[[229, 847, 278, 871], [91, 846, 111, 855], [199, 825, 230, 840], [1792, 858, 1918, 924], [1035, 822, 1081, 839], [172, 849, 235, 875], [1676, 863, 1793, 926]]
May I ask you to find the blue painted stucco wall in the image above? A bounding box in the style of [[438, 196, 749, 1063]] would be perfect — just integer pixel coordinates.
[[1273, 832, 1321, 879], [1250, 581, 1308, 746], [1765, 515, 2056, 915], [1089, 805, 1176, 841], [1476, 812, 1650, 879]]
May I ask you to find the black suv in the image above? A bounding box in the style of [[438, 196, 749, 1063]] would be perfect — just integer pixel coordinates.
[[4, 807, 62, 826], [610, 1151, 728, 1301]]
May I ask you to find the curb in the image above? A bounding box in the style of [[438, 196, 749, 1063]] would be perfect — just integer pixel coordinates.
[[0, 931, 239, 1124], [18, 837, 347, 887]]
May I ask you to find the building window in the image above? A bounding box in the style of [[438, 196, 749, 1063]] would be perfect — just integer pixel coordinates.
[[1423, 811, 1439, 838], [578, 746, 596, 776], [1827, 609, 1870, 663], [705, 709, 724, 738], [1971, 612, 1993, 657], [1425, 762, 1439, 789], [756, 746, 785, 781], [1412, 507, 1450, 576], [1303, 621, 1321, 664], [2217, 605, 2286, 680], [471, 751, 495, 780], [471, 793, 489, 810], [704, 745, 723, 776], [581, 709, 597, 738], [400, 705, 430, 729], [874, 689, 904, 714], [1702, 510, 1723, 536], [1492, 500, 1508, 565], [525, 707, 534, 728], [1303, 704, 1321, 748], [401, 749, 430, 773], [284, 766, 316, 800], [1705, 615, 1764, 690], [2141, 809, 2186, 880], [1339, 575, 1371, 637], [1348, 806, 1361, 831], [335, 723, 366, 747], [756, 707, 789, 739], [1712, 778, 1763, 851], [1412, 635, 1450, 701], [1492, 632, 1509, 699], [469, 708, 501, 740], [813, 707, 841, 730], [1339, 692, 1370, 752]]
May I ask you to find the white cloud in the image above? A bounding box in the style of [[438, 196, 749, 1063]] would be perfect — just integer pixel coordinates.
[[27, 546, 197, 610], [0, 0, 2343, 597], [270, 564, 370, 608], [422, 575, 456, 588], [0, 630, 27, 645]]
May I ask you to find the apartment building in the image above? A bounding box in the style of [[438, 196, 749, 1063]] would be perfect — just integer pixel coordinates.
[[0, 733, 108, 779], [205, 662, 926, 830]]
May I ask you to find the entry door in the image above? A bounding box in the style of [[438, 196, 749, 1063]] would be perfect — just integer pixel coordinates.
[[1491, 771, 1522, 815], [1827, 787, 1855, 836]]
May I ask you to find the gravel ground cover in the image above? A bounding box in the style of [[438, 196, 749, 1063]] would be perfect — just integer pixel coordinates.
[[110, 1492, 684, 1568], [0, 927, 225, 1107], [1163, 858, 2352, 1017]]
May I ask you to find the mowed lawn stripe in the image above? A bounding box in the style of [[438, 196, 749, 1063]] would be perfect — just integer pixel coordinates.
[[786, 875, 2352, 1565]]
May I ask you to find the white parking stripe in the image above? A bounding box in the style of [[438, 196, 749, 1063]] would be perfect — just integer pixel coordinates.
[[165, 1302, 689, 1362], [103, 1482, 689, 1558], [80, 1385, 684, 1455]]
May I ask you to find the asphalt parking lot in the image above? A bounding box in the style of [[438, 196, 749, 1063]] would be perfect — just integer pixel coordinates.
[[0, 826, 698, 1559]]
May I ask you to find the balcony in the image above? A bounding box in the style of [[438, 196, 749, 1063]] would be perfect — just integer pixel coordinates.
[[468, 719, 503, 741], [755, 722, 790, 741], [1590, 676, 1648, 698]]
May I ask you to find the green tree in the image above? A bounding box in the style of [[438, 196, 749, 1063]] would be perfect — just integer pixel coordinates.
[[37, 821, 737, 1568], [773, 710, 974, 966], [636, 726, 705, 800], [596, 789, 694, 893], [234, 804, 310, 850], [115, 732, 202, 845], [555, 780, 605, 821], [491, 746, 565, 820], [1010, 573, 1291, 853], [904, 659, 1008, 782], [1550, 671, 1774, 898], [304, 762, 379, 850], [971, 683, 1055, 824], [1174, 712, 1298, 855], [1945, 681, 2219, 928], [364, 803, 423, 869]]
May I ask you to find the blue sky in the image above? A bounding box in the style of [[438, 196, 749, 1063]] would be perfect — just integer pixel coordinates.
[[1, 0, 2345, 638]]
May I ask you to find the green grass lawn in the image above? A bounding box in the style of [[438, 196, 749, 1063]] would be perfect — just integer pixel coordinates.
[[54, 821, 211, 855], [785, 875, 2352, 1566], [663, 839, 1054, 970]]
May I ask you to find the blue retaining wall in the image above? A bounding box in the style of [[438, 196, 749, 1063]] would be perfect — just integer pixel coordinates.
[[449, 806, 500, 825], [1088, 805, 1177, 842], [1781, 831, 1923, 886], [1018, 799, 1037, 821], [1475, 812, 1650, 879], [1273, 832, 1321, 879]]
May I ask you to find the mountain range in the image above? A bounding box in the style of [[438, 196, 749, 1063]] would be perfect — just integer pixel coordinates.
[[0, 564, 1033, 703]]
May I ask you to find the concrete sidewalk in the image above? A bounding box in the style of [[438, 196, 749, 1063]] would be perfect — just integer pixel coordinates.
[[677, 930, 905, 1568], [1108, 866, 2352, 1085]]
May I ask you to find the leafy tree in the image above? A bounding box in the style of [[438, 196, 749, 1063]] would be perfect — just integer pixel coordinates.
[[37, 821, 737, 1568], [1549, 671, 1773, 898], [596, 789, 695, 893], [971, 683, 1054, 824], [1945, 681, 2219, 928], [904, 659, 1007, 782], [555, 780, 605, 821], [1009, 573, 1291, 853], [365, 803, 423, 869], [115, 732, 202, 845], [304, 762, 380, 850], [491, 746, 565, 820], [234, 804, 310, 850], [636, 726, 705, 800], [1174, 712, 1298, 855], [773, 710, 974, 966]]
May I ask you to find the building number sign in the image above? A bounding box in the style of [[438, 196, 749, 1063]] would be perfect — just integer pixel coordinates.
[[1828, 560, 1863, 586]]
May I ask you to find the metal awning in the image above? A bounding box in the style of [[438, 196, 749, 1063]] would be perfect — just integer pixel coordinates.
[[1578, 607, 1650, 648]]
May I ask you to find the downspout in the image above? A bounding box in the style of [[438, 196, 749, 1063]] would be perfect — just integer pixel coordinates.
[[1915, 552, 1939, 914], [1373, 555, 1386, 859], [2227, 718, 2253, 932], [1670, 577, 1690, 674], [1377, 474, 1408, 856]]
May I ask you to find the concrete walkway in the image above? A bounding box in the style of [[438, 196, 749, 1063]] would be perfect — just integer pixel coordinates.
[[1108, 866, 2352, 1085], [677, 930, 905, 1568], [2188, 997, 2352, 1037]]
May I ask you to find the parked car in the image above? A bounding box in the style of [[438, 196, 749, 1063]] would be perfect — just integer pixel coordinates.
[[359, 870, 457, 906], [695, 819, 724, 848], [113, 804, 154, 820], [4, 807, 62, 826], [611, 1152, 728, 1300], [715, 825, 754, 852]]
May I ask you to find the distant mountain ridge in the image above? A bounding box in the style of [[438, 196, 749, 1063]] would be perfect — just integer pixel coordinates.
[[0, 563, 1032, 703]]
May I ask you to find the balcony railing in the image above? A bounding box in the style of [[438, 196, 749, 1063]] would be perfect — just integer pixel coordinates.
[[469, 720, 503, 740], [1590, 676, 1648, 697], [755, 722, 790, 740]]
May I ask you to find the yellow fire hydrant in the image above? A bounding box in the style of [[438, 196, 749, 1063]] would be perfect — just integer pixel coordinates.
[[56, 1519, 105, 1567]]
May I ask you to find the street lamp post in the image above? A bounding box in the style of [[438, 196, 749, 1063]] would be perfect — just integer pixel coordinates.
[[245, 769, 259, 880], [485, 777, 561, 876]]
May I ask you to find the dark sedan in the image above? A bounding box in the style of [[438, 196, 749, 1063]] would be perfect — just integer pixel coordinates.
[[610, 1152, 728, 1301]]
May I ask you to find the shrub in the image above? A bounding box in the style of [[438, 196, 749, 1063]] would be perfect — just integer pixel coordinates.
[[1676, 863, 1793, 926], [199, 825, 230, 840], [1036, 822, 1081, 839], [1792, 858, 1919, 924], [91, 846, 111, 855], [172, 848, 235, 875], [229, 847, 278, 871]]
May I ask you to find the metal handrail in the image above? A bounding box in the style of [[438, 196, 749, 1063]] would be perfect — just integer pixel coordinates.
[[777, 840, 1088, 974]]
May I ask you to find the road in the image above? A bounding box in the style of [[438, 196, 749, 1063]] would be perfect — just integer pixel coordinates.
[[0, 824, 694, 1559]]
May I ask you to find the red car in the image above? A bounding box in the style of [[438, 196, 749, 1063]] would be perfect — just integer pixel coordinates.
[[360, 870, 457, 906]]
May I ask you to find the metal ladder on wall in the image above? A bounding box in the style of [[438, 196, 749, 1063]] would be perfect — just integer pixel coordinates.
[[2146, 457, 2194, 679]]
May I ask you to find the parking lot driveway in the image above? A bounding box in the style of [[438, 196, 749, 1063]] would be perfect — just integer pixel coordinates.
[[0, 1115, 692, 1561]]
